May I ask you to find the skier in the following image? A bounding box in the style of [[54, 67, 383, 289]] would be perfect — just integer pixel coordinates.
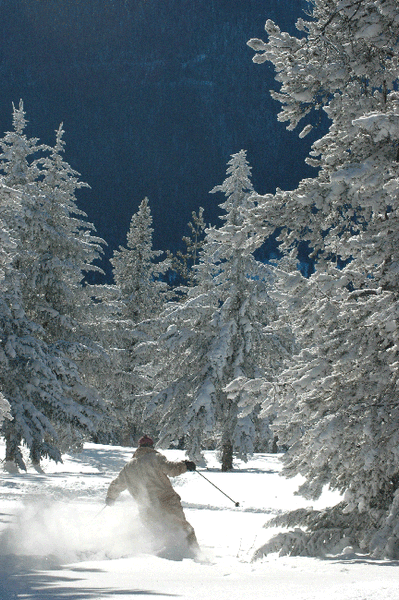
[[105, 434, 199, 551]]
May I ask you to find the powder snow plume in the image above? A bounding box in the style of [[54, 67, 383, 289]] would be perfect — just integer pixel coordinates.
[[0, 498, 159, 562], [0, 497, 197, 564]]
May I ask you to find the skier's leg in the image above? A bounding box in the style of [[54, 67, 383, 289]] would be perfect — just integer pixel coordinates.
[[162, 496, 199, 550]]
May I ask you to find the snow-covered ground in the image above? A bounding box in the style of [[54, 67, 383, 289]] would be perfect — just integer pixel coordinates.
[[0, 441, 398, 600]]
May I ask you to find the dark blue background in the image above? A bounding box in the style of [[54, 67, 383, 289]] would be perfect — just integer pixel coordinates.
[[0, 0, 319, 279]]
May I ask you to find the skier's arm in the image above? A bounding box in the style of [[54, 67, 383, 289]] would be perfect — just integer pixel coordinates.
[[159, 455, 196, 477], [106, 467, 128, 504], [159, 455, 189, 477]]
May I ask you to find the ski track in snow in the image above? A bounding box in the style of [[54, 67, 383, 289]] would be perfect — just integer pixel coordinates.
[[0, 442, 398, 600]]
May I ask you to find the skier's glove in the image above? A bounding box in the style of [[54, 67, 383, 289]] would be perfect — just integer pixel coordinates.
[[184, 460, 196, 471], [105, 497, 115, 506]]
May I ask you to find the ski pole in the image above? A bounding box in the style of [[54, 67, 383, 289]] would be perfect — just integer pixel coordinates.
[[196, 470, 240, 507], [91, 505, 107, 522]]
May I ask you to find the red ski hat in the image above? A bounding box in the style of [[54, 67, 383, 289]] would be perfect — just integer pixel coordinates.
[[138, 435, 154, 447]]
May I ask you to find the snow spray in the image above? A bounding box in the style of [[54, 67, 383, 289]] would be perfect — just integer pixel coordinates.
[[0, 498, 154, 563], [0, 497, 199, 563]]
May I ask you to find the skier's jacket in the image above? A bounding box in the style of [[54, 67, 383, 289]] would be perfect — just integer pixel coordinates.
[[106, 446, 188, 509]]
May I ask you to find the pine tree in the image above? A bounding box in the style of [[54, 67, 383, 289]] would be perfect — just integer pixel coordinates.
[[0, 105, 106, 470], [106, 198, 171, 443], [33, 122, 108, 454], [0, 287, 103, 471], [248, 0, 399, 558], [0, 184, 16, 430], [0, 100, 45, 188], [32, 123, 105, 334], [146, 151, 293, 469], [169, 207, 206, 287], [111, 197, 170, 322]]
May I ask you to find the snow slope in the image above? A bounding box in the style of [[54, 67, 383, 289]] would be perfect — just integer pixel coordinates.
[[0, 441, 398, 600]]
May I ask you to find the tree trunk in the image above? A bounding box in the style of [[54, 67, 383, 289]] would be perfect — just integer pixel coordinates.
[[30, 441, 44, 473], [221, 440, 233, 472], [3, 427, 25, 472], [121, 421, 137, 447]]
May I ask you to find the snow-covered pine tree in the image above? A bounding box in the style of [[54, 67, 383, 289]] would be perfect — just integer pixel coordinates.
[[106, 198, 171, 442], [111, 197, 170, 322], [168, 207, 206, 288], [248, 0, 399, 558], [33, 122, 108, 453], [0, 284, 104, 472], [80, 280, 147, 446], [0, 184, 15, 429], [0, 105, 106, 469], [146, 151, 294, 469], [0, 183, 98, 470], [0, 100, 45, 188], [31, 123, 105, 332]]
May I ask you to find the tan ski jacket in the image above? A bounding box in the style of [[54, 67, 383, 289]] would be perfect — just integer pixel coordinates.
[[106, 446, 188, 506]]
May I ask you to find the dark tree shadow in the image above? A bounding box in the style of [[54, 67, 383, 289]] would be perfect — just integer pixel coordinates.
[[0, 555, 179, 599], [322, 554, 399, 567]]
